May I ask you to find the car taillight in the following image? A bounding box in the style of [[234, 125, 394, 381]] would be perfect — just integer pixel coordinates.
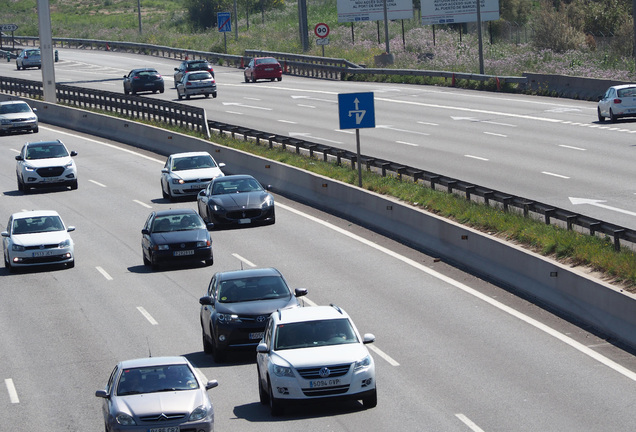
[[133, 76, 140, 80], [614, 99, 622, 104]]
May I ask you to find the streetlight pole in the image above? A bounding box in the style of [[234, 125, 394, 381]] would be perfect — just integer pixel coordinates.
[[137, 0, 142, 34]]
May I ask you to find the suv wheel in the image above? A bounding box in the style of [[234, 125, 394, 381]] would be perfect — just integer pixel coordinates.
[[362, 388, 378, 408], [268, 379, 284, 416], [212, 340, 226, 363], [202, 330, 213, 354], [257, 367, 269, 404]]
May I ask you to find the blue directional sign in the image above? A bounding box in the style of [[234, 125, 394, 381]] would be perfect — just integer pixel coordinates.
[[338, 92, 375, 129], [217, 12, 231, 33]]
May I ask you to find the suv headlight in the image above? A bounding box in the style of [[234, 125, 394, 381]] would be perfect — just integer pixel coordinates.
[[196, 240, 210, 247], [12, 244, 25, 252], [64, 160, 74, 169], [189, 405, 209, 421], [261, 196, 273, 208], [58, 239, 71, 248], [272, 364, 294, 377], [171, 178, 185, 185], [354, 355, 372, 371], [23, 164, 35, 172], [217, 313, 241, 323], [154, 244, 169, 251], [211, 204, 225, 212]]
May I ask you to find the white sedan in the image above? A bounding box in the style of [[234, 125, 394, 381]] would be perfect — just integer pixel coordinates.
[[597, 84, 636, 122], [2, 210, 75, 272], [160, 151, 225, 201]]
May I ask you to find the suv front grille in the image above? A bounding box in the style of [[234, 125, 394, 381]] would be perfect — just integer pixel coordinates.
[[302, 384, 350, 397], [297, 363, 352, 379], [139, 413, 187, 422], [36, 166, 65, 177]]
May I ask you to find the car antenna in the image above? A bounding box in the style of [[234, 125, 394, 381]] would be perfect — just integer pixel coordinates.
[[147, 337, 152, 358]]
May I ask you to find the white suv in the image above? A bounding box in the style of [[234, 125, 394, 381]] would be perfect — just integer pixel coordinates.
[[15, 140, 78, 193], [256, 305, 377, 416]]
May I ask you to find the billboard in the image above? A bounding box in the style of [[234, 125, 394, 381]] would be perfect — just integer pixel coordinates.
[[338, 0, 414, 23], [421, 0, 499, 25]]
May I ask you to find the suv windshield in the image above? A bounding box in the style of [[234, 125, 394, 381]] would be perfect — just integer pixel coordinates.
[[274, 318, 358, 350]]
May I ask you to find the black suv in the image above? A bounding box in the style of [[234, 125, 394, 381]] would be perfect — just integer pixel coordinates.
[[199, 267, 307, 362]]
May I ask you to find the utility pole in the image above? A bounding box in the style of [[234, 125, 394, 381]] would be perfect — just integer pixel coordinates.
[[137, 0, 142, 34], [37, 0, 56, 103], [298, 0, 309, 51], [476, 0, 484, 74]]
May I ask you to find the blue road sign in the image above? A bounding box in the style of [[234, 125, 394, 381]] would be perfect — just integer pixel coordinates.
[[218, 12, 231, 33], [338, 92, 375, 129]]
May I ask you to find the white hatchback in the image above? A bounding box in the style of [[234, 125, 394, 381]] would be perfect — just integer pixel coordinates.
[[256, 305, 377, 416], [2, 210, 75, 272], [160, 151, 225, 201], [15, 140, 78, 193], [598, 84, 636, 122]]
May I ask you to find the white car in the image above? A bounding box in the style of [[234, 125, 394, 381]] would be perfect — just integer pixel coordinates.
[[176, 71, 217, 100], [15, 140, 78, 193], [160, 151, 225, 201], [2, 210, 75, 272], [598, 84, 636, 122], [0, 100, 38, 135], [256, 305, 377, 416]]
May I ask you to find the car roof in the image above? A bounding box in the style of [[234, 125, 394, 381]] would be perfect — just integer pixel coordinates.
[[169, 151, 212, 158], [118, 356, 190, 369], [185, 59, 210, 64], [25, 140, 63, 146], [215, 174, 255, 181], [255, 57, 278, 60], [274, 305, 349, 325], [12, 210, 61, 219], [0, 100, 31, 106], [131, 68, 158, 73], [154, 208, 198, 217], [216, 267, 282, 281], [610, 84, 636, 90]]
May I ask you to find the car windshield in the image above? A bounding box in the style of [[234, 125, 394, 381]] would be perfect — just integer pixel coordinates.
[[136, 70, 158, 78], [26, 144, 68, 159], [25, 50, 40, 56], [256, 58, 278, 65], [172, 155, 216, 171], [617, 87, 636, 97], [13, 216, 64, 234], [188, 61, 209, 70], [218, 276, 290, 303], [189, 72, 212, 81], [0, 103, 31, 114], [274, 319, 358, 350], [116, 364, 198, 396], [211, 178, 262, 195], [152, 214, 205, 232]]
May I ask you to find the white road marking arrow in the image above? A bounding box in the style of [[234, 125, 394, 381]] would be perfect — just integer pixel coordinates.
[[569, 197, 636, 217]]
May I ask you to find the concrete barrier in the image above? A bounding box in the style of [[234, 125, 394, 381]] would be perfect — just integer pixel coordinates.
[[7, 94, 636, 351]]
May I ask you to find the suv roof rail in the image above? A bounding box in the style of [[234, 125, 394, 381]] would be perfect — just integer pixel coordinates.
[[330, 304, 343, 314]]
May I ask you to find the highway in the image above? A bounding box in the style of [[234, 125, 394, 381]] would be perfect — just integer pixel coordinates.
[[2, 48, 635, 231], [2, 114, 636, 429]]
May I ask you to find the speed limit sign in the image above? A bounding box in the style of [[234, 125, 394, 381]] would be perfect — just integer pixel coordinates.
[[314, 23, 329, 39]]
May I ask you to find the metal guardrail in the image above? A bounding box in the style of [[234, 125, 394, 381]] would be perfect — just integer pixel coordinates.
[[0, 76, 209, 135]]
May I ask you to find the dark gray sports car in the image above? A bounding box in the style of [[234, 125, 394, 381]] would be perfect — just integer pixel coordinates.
[[196, 174, 275, 228]]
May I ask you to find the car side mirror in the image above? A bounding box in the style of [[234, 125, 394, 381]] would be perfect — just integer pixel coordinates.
[[1, 231, 9, 238], [199, 296, 214, 306], [206, 380, 219, 390], [174, 67, 179, 71], [95, 389, 109, 398], [362, 333, 376, 344], [15, 155, 23, 161], [256, 342, 269, 353], [123, 75, 127, 79], [70, 151, 77, 157], [67, 226, 76, 232], [218, 162, 226, 168], [198, 190, 206, 197], [141, 228, 149, 235], [206, 223, 214, 230], [161, 168, 168, 173], [32, 108, 37, 113], [294, 288, 308, 298]]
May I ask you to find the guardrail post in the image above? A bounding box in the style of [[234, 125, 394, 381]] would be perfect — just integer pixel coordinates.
[[447, 180, 457, 194], [566, 215, 577, 231], [544, 209, 555, 224], [523, 201, 534, 217], [614, 230, 625, 251], [589, 222, 600, 236], [429, 175, 440, 190], [465, 185, 475, 200]]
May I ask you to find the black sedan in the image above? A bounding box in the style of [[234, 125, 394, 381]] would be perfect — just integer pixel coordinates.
[[123, 68, 165, 95], [141, 208, 213, 269], [199, 267, 308, 362], [197, 174, 275, 228]]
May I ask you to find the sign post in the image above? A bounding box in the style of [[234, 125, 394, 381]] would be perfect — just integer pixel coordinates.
[[338, 92, 375, 187], [314, 23, 329, 56], [0, 24, 19, 51], [217, 12, 231, 53]]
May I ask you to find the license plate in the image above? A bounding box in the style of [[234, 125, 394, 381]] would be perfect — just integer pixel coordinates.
[[149, 427, 179, 432], [174, 250, 194, 256], [239, 218, 251, 224], [264, 68, 274, 71], [309, 378, 341, 388], [249, 332, 263, 340], [32, 250, 54, 257]]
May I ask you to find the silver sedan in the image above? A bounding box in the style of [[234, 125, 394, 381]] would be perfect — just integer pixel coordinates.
[[176, 71, 217, 100]]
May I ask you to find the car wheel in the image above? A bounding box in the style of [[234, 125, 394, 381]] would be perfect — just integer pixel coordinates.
[[597, 108, 605, 122], [205, 93, 210, 98], [4, 253, 12, 271], [277, 77, 282, 82], [252, 76, 257, 83], [160, 88, 164, 94], [161, 181, 170, 200], [186, 94, 191, 100], [22, 178, 30, 194], [205, 255, 214, 266], [258, 367, 269, 404], [33, 126, 38, 133], [124, 88, 129, 95], [131, 90, 136, 95], [270, 78, 275, 82], [67, 260, 75, 269], [143, 251, 151, 266], [362, 388, 378, 408], [202, 327, 214, 353], [268, 379, 284, 416], [16, 174, 23, 192], [16, 64, 21, 70], [212, 340, 226, 363], [212, 92, 217, 98], [70, 180, 78, 190], [610, 108, 617, 123], [177, 92, 183, 100], [245, 75, 249, 83]]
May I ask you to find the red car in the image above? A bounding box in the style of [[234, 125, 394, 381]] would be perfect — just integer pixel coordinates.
[[244, 57, 283, 83]]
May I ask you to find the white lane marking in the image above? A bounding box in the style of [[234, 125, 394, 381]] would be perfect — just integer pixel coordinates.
[[278, 119, 297, 124], [483, 120, 516, 127], [222, 102, 272, 110], [484, 132, 507, 137], [377, 125, 430, 136], [417, 121, 438, 126], [232, 253, 256, 267], [89, 179, 106, 187], [5, 379, 19, 403], [297, 104, 316, 109], [276, 202, 636, 382], [367, 344, 400, 366], [96, 266, 113, 281], [396, 141, 419, 147], [456, 413, 486, 432], [133, 199, 152, 208], [225, 111, 243, 115], [244, 97, 261, 101], [465, 155, 489, 161], [559, 144, 586, 151], [137, 306, 158, 325], [334, 129, 355, 134], [39, 127, 164, 164], [542, 171, 570, 179]]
